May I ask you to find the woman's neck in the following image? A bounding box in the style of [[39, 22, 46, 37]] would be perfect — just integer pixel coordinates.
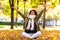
[[29, 15, 36, 19]]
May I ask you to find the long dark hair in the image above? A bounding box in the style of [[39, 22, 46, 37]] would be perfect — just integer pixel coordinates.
[[29, 10, 37, 16]]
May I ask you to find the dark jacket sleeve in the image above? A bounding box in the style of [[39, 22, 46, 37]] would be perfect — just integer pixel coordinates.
[[35, 7, 48, 21], [17, 11, 30, 19], [35, 9, 44, 21]]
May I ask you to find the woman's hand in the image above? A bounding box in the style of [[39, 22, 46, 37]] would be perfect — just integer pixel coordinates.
[[11, 7, 17, 10], [11, 7, 20, 12]]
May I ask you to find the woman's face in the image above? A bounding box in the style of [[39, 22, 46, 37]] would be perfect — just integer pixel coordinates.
[[30, 11, 35, 15]]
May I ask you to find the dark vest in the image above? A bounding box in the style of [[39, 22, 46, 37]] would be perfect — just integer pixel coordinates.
[[25, 20, 40, 33]]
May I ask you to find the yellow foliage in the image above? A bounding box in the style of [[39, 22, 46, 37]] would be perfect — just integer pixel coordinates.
[[52, 37, 56, 40], [0, 30, 60, 40]]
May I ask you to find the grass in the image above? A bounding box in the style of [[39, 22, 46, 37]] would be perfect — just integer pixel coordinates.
[[0, 25, 4, 28], [0, 21, 23, 25]]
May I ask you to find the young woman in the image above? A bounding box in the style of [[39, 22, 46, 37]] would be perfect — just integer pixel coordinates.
[[22, 10, 42, 39], [12, 6, 48, 39]]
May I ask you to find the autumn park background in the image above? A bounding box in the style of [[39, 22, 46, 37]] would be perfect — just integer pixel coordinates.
[[0, 0, 60, 40]]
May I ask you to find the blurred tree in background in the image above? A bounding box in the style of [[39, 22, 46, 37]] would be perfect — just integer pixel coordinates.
[[0, 0, 60, 29], [0, 0, 58, 18]]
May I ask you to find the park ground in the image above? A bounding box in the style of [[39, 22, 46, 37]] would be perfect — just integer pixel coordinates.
[[0, 26, 60, 40]]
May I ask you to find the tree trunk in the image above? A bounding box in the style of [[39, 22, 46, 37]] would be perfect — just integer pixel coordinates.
[[43, 0, 46, 29], [23, 0, 27, 29], [59, 0, 60, 4], [15, 0, 19, 28], [55, 20, 57, 26], [11, 0, 14, 29], [9, 0, 14, 29]]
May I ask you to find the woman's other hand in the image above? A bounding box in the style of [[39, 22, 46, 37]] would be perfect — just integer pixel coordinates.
[[11, 7, 17, 10]]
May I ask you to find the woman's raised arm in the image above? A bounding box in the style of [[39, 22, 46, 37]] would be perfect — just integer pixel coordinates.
[[35, 5, 49, 21], [35, 8, 44, 21], [12, 7, 30, 19]]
